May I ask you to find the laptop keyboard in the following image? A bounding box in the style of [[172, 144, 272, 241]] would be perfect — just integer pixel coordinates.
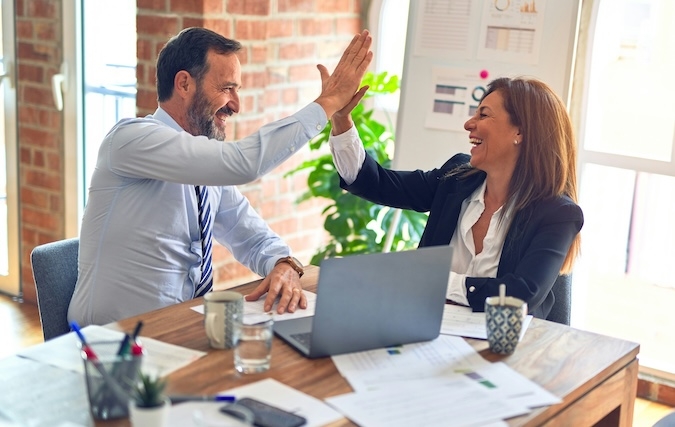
[[290, 332, 311, 348]]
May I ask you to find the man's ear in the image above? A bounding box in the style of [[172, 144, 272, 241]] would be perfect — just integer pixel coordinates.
[[174, 70, 193, 99]]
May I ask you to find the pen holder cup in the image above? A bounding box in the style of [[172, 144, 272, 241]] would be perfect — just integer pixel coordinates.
[[485, 296, 527, 355], [80, 340, 142, 420]]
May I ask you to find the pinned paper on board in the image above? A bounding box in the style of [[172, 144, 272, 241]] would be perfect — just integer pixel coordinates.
[[477, 0, 547, 65], [425, 67, 490, 132]]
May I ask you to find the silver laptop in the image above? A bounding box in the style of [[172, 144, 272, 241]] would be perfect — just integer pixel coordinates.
[[273, 245, 452, 358]]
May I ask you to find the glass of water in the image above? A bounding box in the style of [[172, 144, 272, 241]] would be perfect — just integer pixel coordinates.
[[233, 312, 274, 374]]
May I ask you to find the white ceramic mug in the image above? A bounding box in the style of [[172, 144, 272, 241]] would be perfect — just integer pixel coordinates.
[[203, 291, 243, 349]]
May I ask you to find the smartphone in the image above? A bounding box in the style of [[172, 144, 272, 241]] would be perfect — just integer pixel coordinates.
[[220, 397, 307, 427]]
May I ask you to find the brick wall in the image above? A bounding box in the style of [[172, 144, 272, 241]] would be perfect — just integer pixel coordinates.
[[16, 0, 64, 303], [17, 0, 363, 303]]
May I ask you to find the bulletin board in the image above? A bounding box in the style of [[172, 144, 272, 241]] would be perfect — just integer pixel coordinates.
[[393, 0, 582, 171]]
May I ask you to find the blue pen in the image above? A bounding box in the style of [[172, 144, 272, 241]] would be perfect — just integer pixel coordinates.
[[169, 395, 236, 404], [70, 321, 89, 345]]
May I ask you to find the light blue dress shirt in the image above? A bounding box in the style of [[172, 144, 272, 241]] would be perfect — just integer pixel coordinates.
[[68, 103, 327, 326]]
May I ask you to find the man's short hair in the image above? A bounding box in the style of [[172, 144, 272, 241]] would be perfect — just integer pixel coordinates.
[[156, 27, 242, 102]]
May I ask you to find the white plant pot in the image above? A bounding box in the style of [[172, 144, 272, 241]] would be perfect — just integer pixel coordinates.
[[129, 398, 171, 427]]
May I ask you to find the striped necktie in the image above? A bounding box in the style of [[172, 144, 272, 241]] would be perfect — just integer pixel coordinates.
[[194, 185, 213, 297]]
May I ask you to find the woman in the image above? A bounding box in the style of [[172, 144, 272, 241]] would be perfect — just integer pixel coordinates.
[[329, 77, 583, 319]]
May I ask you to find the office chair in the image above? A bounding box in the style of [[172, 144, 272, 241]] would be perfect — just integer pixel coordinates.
[[655, 410, 675, 427], [30, 237, 79, 341], [546, 274, 572, 325]]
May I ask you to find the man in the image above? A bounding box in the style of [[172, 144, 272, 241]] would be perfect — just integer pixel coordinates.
[[68, 27, 372, 326]]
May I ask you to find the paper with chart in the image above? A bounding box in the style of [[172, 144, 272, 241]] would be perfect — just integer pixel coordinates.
[[325, 375, 526, 427], [331, 335, 560, 416], [477, 0, 547, 64]]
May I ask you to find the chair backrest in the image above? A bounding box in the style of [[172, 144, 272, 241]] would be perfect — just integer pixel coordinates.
[[30, 237, 79, 341], [546, 274, 572, 325], [654, 410, 675, 427]]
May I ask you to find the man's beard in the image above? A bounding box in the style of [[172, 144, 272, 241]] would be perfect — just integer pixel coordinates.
[[186, 86, 229, 141]]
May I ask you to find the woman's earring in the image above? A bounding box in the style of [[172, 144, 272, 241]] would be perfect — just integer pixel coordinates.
[[513, 139, 519, 145]]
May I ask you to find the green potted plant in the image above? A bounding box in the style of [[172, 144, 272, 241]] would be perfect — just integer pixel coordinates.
[[286, 71, 428, 264], [129, 372, 170, 427]]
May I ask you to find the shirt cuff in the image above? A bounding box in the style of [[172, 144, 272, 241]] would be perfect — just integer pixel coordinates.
[[446, 271, 470, 306], [329, 126, 365, 185]]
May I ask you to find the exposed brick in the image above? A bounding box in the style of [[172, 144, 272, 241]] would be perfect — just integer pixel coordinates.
[[240, 94, 256, 113], [137, 0, 168, 12], [200, 19, 231, 37], [298, 18, 334, 36], [182, 17, 206, 30], [21, 86, 54, 107], [137, 39, 153, 62], [237, 48, 249, 65], [137, 14, 181, 37], [26, 0, 58, 19], [279, 42, 315, 60], [316, 0, 352, 13], [234, 20, 267, 41], [264, 89, 280, 107], [20, 187, 50, 209], [336, 17, 360, 34], [268, 217, 299, 236], [21, 207, 60, 231], [250, 45, 268, 64], [268, 19, 294, 38], [278, 0, 314, 13], [227, 0, 270, 16], [17, 42, 51, 62], [49, 194, 62, 212], [288, 63, 319, 83], [169, 0, 205, 14], [282, 87, 299, 104], [20, 147, 31, 165], [33, 150, 45, 167], [18, 63, 45, 83], [19, 105, 39, 123], [16, 20, 33, 38], [25, 170, 61, 191], [34, 21, 57, 40], [46, 152, 61, 172], [19, 127, 58, 149], [136, 89, 158, 113], [267, 67, 289, 84], [241, 70, 267, 89]]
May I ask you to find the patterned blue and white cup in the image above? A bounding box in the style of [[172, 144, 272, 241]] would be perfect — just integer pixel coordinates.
[[204, 291, 243, 349], [485, 296, 528, 355]]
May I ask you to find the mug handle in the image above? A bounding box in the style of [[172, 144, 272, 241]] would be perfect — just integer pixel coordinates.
[[205, 312, 223, 346]]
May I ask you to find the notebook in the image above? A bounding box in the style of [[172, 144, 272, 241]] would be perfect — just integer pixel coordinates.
[[273, 245, 453, 358]]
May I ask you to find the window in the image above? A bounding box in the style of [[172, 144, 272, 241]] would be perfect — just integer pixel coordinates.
[[368, 0, 410, 113], [0, 0, 19, 296]]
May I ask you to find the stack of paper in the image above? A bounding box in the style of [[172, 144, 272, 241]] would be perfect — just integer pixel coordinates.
[[326, 335, 560, 427]]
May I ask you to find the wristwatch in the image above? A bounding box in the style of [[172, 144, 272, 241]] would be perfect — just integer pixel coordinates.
[[275, 256, 304, 278]]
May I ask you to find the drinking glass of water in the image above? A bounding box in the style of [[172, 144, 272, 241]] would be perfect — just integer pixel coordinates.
[[232, 312, 274, 374]]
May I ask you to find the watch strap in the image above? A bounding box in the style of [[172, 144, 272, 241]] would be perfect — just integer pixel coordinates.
[[274, 256, 304, 278]]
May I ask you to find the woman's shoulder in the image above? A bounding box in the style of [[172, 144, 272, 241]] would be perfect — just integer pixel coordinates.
[[534, 195, 584, 221]]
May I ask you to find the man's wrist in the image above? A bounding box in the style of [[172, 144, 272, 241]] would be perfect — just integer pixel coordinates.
[[275, 256, 304, 278]]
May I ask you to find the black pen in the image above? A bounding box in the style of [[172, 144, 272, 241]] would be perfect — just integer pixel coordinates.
[[131, 321, 144, 341], [170, 395, 236, 404]]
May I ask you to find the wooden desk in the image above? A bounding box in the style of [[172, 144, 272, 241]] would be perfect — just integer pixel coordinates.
[[103, 266, 639, 426]]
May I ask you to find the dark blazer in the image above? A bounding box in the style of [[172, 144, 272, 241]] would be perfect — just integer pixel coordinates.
[[340, 153, 584, 319]]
